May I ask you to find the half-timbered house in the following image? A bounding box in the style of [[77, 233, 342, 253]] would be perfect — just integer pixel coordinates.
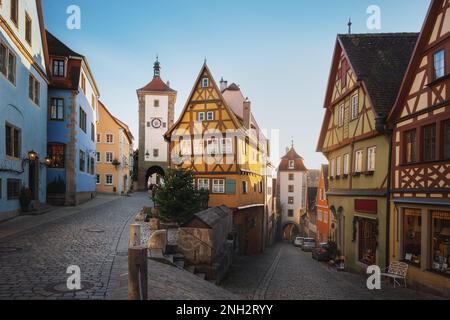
[[165, 63, 269, 255], [387, 0, 450, 297], [317, 33, 418, 272]]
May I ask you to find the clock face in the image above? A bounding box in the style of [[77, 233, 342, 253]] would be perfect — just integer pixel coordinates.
[[151, 118, 162, 129]]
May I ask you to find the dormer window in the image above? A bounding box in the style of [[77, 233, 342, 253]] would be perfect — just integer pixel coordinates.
[[433, 49, 445, 80], [288, 160, 295, 169], [53, 59, 65, 77], [202, 78, 209, 88]]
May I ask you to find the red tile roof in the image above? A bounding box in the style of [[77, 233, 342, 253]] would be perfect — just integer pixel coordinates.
[[278, 147, 307, 171], [138, 76, 176, 93]]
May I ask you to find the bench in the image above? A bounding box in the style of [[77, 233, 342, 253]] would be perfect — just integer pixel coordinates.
[[380, 261, 409, 288]]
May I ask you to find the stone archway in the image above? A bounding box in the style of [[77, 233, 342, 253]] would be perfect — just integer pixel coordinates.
[[282, 223, 300, 242], [145, 166, 165, 190], [330, 206, 345, 255]]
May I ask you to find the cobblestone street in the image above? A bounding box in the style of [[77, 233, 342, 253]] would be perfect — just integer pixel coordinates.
[[221, 243, 445, 300], [0, 192, 151, 300]]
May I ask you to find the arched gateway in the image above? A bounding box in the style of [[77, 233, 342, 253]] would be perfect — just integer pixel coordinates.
[[145, 166, 165, 189], [282, 223, 300, 242]]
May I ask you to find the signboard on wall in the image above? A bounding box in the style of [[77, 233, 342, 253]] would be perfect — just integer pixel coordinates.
[[355, 199, 378, 215]]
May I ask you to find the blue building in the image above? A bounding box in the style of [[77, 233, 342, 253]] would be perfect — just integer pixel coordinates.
[[46, 31, 100, 206], [0, 0, 50, 221]]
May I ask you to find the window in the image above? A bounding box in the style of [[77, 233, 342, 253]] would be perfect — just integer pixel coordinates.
[[444, 120, 450, 160], [403, 209, 422, 267], [358, 219, 377, 266], [81, 74, 86, 93], [154, 100, 160, 107], [106, 134, 114, 144], [202, 78, 209, 88], [253, 183, 257, 192], [212, 179, 225, 194], [79, 107, 87, 133], [288, 160, 295, 169], [207, 111, 214, 121], [289, 173, 294, 181], [96, 152, 101, 163], [206, 138, 220, 155], [91, 94, 96, 110], [7, 179, 21, 200], [90, 157, 95, 175], [96, 134, 101, 143], [25, 13, 32, 45], [336, 156, 342, 177], [288, 210, 294, 218], [367, 147, 376, 172], [91, 123, 95, 142], [330, 158, 335, 177], [343, 154, 350, 175], [0, 43, 7, 76], [431, 211, 450, 275], [198, 112, 205, 122], [259, 181, 263, 193], [221, 138, 232, 154], [242, 181, 248, 194], [96, 174, 100, 185], [355, 150, 364, 173], [5, 123, 21, 158], [193, 139, 204, 155], [180, 140, 191, 156], [10, 0, 18, 26], [288, 197, 294, 205], [351, 94, 359, 120], [79, 150, 85, 172], [338, 104, 345, 127], [153, 149, 159, 158], [48, 144, 65, 168], [106, 152, 113, 163], [198, 179, 210, 191], [49, 98, 64, 121], [5, 50, 16, 84], [106, 174, 113, 185], [288, 185, 294, 193], [29, 74, 40, 105], [405, 130, 417, 164], [433, 49, 445, 79], [422, 124, 436, 162], [52, 59, 65, 77], [341, 59, 347, 89]]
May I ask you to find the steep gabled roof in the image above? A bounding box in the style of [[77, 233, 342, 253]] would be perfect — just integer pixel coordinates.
[[137, 76, 176, 93], [388, 0, 443, 123], [46, 31, 83, 58], [278, 147, 307, 171], [98, 101, 134, 144], [338, 33, 419, 118]]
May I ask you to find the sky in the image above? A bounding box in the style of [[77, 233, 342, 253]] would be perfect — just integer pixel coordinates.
[[42, 0, 430, 169]]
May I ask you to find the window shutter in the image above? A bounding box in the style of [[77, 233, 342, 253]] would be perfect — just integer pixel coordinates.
[[226, 179, 236, 195]]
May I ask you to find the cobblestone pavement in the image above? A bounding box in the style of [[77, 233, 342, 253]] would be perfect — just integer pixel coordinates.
[[221, 242, 445, 300], [0, 192, 151, 300]]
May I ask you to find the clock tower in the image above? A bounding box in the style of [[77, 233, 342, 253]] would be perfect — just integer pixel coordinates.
[[137, 58, 177, 190]]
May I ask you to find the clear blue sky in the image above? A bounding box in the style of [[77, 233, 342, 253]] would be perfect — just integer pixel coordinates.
[[42, 0, 430, 169]]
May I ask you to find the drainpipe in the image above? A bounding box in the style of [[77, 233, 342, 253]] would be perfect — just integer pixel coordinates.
[[385, 123, 394, 269]]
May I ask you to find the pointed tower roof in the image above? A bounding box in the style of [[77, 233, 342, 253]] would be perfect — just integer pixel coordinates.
[[278, 147, 307, 171], [137, 57, 176, 93]]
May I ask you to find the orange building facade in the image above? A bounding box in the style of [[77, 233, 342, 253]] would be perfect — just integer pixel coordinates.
[[316, 165, 330, 243]]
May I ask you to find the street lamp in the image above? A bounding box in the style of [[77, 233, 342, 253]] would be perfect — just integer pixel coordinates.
[[28, 150, 38, 161], [44, 156, 53, 167]]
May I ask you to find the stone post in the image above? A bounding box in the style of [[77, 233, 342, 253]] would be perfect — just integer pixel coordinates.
[[128, 246, 148, 300]]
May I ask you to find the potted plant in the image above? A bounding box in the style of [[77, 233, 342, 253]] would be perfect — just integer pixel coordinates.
[[112, 159, 121, 169], [19, 187, 33, 213]]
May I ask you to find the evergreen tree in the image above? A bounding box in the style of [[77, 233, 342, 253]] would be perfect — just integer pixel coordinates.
[[154, 168, 209, 224]]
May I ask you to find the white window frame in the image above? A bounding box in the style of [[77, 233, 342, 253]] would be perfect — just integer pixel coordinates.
[[105, 134, 114, 144], [355, 150, 364, 173], [242, 181, 248, 194], [202, 78, 209, 88], [343, 153, 350, 175], [206, 138, 220, 155], [351, 94, 359, 120], [96, 152, 101, 163], [336, 156, 342, 177], [106, 152, 114, 164], [220, 138, 233, 154], [0, 41, 17, 86], [198, 112, 205, 122], [212, 179, 225, 194], [330, 159, 335, 178], [180, 140, 191, 156], [193, 139, 204, 155], [105, 174, 114, 186], [338, 104, 345, 127], [198, 179, 210, 191], [288, 160, 295, 169], [96, 133, 101, 143], [96, 174, 100, 185], [207, 111, 214, 121], [367, 147, 376, 172]]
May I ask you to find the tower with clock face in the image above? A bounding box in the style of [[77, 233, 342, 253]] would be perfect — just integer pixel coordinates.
[[137, 58, 177, 190]]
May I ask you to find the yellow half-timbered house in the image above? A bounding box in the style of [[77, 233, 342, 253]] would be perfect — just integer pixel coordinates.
[[165, 63, 269, 255]]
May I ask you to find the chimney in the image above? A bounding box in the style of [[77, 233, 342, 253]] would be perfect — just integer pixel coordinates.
[[220, 77, 228, 92], [243, 99, 251, 130], [167, 80, 170, 87]]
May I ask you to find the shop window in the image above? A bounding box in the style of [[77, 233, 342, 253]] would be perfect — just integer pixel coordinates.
[[431, 211, 450, 275], [403, 209, 422, 267], [358, 219, 377, 266]]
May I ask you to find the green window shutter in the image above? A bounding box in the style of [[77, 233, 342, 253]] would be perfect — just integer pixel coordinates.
[[226, 179, 236, 195]]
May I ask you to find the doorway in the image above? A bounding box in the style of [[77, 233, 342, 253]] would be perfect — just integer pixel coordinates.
[[29, 159, 39, 201]]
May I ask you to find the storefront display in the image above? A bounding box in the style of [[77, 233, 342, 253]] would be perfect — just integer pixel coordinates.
[[432, 211, 450, 275], [358, 218, 377, 265], [403, 209, 422, 267]]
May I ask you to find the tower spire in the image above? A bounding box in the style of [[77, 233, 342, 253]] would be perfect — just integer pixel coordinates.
[[153, 55, 161, 78], [348, 18, 352, 34]]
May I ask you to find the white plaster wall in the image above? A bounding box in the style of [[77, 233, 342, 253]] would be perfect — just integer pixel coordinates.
[[144, 95, 169, 163]]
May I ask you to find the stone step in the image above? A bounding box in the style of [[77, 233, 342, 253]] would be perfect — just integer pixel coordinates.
[[186, 265, 196, 274], [173, 253, 185, 261], [174, 260, 185, 269]]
